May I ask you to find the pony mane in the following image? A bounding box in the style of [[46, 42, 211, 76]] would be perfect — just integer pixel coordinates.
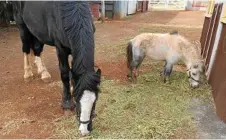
[[177, 35, 202, 65], [59, 2, 100, 100]]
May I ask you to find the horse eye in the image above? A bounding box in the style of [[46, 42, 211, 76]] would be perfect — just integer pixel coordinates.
[[192, 72, 197, 76]]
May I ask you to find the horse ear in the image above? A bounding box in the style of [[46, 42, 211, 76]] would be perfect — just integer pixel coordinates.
[[96, 68, 101, 76]]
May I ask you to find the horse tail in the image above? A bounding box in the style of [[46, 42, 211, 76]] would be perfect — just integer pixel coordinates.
[[126, 41, 133, 69]]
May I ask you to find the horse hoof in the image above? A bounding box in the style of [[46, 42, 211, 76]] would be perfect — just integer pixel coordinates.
[[41, 76, 51, 83], [41, 72, 51, 83], [64, 109, 75, 116], [24, 74, 34, 82]]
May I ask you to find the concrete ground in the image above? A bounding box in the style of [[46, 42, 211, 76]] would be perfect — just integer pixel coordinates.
[[190, 98, 226, 139]]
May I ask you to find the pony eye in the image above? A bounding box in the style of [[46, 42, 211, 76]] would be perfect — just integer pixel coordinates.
[[192, 72, 197, 76]]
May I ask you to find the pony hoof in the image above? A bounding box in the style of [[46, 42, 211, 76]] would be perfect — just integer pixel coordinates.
[[163, 78, 166, 83]]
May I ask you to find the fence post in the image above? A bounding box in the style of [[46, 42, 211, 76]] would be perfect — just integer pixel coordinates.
[[101, 0, 105, 23]]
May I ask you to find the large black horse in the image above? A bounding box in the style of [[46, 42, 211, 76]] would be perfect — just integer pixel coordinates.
[[8, 1, 101, 135]]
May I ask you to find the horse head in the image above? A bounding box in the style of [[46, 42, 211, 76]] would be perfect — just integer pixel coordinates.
[[74, 68, 101, 135]]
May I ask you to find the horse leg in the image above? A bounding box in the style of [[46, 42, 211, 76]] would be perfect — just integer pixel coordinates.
[[56, 48, 75, 112], [18, 24, 34, 81], [32, 38, 51, 82], [23, 53, 33, 82], [162, 61, 173, 83]]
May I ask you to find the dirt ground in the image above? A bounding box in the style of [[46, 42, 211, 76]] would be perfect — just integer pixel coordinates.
[[0, 11, 204, 138]]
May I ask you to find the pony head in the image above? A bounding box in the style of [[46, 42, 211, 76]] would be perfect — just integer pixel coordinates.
[[187, 60, 204, 88]]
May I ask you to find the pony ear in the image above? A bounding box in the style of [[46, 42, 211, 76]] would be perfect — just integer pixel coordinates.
[[96, 68, 101, 76], [200, 63, 205, 73], [193, 64, 198, 69]]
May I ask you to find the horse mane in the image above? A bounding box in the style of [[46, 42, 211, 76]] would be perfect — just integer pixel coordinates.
[[59, 2, 100, 101], [73, 72, 101, 102]]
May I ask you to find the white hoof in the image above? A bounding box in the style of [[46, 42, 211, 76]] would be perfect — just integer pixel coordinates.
[[41, 71, 51, 82], [24, 67, 34, 82]]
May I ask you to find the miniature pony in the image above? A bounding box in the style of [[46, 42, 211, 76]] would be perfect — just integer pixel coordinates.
[[127, 31, 204, 88]]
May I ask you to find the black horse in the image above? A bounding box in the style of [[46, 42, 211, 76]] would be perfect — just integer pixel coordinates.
[[8, 1, 101, 135]]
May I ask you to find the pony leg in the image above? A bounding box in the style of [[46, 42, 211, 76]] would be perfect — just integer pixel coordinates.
[[56, 48, 75, 111], [131, 68, 137, 84], [24, 53, 34, 81], [32, 38, 51, 82], [162, 62, 173, 83]]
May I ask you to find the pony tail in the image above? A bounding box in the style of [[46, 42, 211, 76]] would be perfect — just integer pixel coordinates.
[[126, 41, 133, 69], [169, 30, 178, 35]]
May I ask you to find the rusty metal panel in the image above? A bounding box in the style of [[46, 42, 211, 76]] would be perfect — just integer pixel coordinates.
[[202, 4, 218, 59], [137, 1, 148, 12], [137, 1, 143, 12], [142, 1, 148, 12], [200, 17, 211, 53], [209, 23, 226, 122], [89, 3, 100, 19], [205, 3, 223, 70]]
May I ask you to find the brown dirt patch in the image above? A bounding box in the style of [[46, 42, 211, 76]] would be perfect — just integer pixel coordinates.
[[96, 58, 129, 82], [96, 58, 152, 83]]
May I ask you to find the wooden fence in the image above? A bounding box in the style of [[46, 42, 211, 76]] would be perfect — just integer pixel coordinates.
[[200, 1, 226, 122]]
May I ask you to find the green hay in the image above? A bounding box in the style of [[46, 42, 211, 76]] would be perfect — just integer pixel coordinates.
[[52, 62, 212, 139]]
